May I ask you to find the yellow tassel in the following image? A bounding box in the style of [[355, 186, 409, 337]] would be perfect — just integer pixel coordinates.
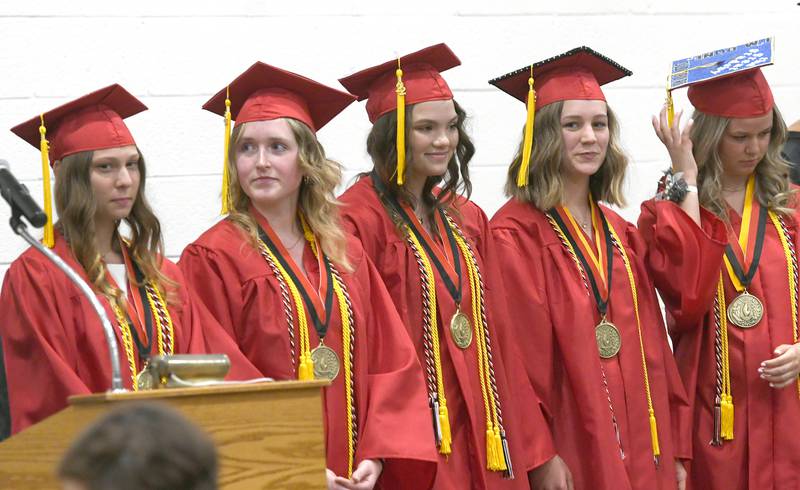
[[395, 60, 407, 186], [438, 403, 452, 455], [517, 66, 536, 188], [298, 354, 314, 381], [721, 394, 734, 440], [485, 428, 498, 470], [221, 87, 232, 214], [39, 115, 54, 248], [648, 409, 661, 458], [666, 87, 675, 130], [493, 427, 507, 471]]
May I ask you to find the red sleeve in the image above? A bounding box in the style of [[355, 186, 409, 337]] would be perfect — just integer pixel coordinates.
[[476, 209, 556, 472], [624, 221, 693, 460], [0, 256, 91, 434], [354, 254, 438, 490], [168, 260, 260, 381], [638, 199, 728, 332]]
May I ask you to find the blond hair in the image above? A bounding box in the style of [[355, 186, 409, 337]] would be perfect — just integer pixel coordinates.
[[225, 118, 350, 270], [54, 149, 175, 303], [691, 105, 795, 218], [505, 101, 628, 210]]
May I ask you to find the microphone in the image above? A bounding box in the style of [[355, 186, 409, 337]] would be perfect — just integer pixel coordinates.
[[0, 160, 48, 228]]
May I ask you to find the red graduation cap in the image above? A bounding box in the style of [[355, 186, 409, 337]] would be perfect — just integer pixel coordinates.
[[489, 46, 632, 109], [338, 43, 461, 123], [202, 62, 356, 132], [687, 67, 773, 118], [9, 83, 146, 248], [488, 47, 631, 187], [11, 83, 146, 163]]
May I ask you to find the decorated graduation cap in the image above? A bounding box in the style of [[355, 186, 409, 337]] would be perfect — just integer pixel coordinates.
[[203, 62, 356, 213], [489, 47, 631, 187], [10, 84, 147, 247], [339, 43, 461, 185], [666, 37, 775, 122]]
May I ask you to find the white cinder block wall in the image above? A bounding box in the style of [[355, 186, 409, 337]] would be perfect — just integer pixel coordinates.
[[1, 1, 799, 285]]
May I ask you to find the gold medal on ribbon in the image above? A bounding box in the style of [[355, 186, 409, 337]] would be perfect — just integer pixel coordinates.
[[136, 361, 154, 391], [727, 290, 763, 329], [311, 343, 341, 380], [595, 320, 621, 358], [450, 309, 472, 349]]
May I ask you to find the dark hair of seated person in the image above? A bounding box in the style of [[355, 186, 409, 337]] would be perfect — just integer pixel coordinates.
[[58, 403, 217, 490]]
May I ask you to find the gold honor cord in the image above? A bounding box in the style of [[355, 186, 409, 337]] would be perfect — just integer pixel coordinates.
[[770, 212, 800, 400], [607, 224, 661, 464]]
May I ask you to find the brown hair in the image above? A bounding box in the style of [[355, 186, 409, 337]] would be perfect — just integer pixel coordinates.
[[224, 118, 350, 270], [690, 105, 795, 218], [53, 149, 174, 303], [504, 100, 628, 210], [58, 403, 217, 490], [365, 99, 475, 226]]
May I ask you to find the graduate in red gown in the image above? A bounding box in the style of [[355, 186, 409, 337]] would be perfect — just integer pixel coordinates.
[[337, 43, 555, 490], [0, 84, 260, 435], [488, 48, 692, 490], [178, 62, 437, 490], [639, 42, 800, 489]]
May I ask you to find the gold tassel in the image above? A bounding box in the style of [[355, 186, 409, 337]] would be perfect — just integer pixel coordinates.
[[493, 426, 507, 471], [649, 409, 661, 458], [39, 114, 54, 248], [298, 353, 314, 380], [485, 428, 498, 470], [438, 403, 452, 455], [221, 86, 232, 214], [666, 87, 675, 129], [517, 66, 536, 188], [721, 394, 734, 440], [395, 60, 407, 186]]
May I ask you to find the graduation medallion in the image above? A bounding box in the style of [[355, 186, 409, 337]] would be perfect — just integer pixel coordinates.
[[450, 310, 472, 349], [311, 344, 341, 381], [727, 291, 763, 329], [596, 320, 621, 359], [136, 362, 154, 391]]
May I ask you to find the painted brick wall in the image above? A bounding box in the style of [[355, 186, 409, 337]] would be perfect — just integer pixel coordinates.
[[1, 1, 798, 284]]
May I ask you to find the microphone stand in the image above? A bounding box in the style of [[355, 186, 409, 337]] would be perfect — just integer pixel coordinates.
[[8, 205, 125, 392]]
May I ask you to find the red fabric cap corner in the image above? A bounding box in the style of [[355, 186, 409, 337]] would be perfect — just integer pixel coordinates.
[[339, 43, 461, 123], [687, 68, 774, 118], [202, 62, 356, 132], [10, 84, 146, 163]]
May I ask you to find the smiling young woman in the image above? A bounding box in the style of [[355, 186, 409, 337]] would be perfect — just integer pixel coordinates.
[[178, 62, 437, 490], [489, 47, 691, 490], [337, 43, 555, 490], [0, 85, 259, 435], [639, 54, 800, 490]]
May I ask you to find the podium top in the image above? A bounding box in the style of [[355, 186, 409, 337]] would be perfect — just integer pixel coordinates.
[[69, 379, 330, 405]]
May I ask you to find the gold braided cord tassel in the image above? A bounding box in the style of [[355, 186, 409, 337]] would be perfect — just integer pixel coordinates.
[[770, 211, 800, 399], [110, 302, 139, 390], [517, 66, 536, 188], [395, 60, 407, 186], [716, 275, 734, 440], [221, 87, 233, 214], [39, 114, 54, 248], [333, 276, 355, 477], [608, 223, 661, 461]]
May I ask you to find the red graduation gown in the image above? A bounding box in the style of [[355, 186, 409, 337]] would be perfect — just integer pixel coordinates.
[[639, 198, 800, 490], [0, 232, 259, 435], [178, 219, 437, 489], [339, 177, 555, 490], [491, 198, 691, 490]]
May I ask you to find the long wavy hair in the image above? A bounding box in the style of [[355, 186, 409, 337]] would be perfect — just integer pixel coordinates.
[[225, 118, 350, 270], [505, 100, 628, 210], [53, 149, 173, 303], [365, 99, 475, 227], [691, 106, 794, 218]]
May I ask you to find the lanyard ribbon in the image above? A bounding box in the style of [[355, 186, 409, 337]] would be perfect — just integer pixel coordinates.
[[723, 176, 768, 292], [253, 208, 334, 342], [547, 199, 614, 317]]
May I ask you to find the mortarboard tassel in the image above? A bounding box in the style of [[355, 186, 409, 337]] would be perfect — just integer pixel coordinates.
[[666, 85, 675, 129], [39, 115, 54, 248], [517, 66, 536, 188], [395, 60, 407, 186], [221, 87, 233, 214]]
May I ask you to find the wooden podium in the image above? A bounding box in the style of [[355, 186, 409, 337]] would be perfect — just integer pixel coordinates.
[[0, 380, 329, 489]]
